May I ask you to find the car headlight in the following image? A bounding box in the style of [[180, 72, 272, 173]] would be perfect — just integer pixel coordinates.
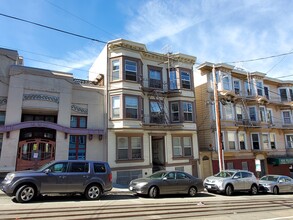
[[4, 173, 15, 183], [136, 182, 148, 188]]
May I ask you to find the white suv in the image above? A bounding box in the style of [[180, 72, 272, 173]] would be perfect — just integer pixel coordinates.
[[203, 170, 258, 196]]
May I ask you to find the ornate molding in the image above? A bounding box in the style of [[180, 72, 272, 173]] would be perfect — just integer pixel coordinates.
[[0, 97, 7, 106], [23, 94, 59, 104], [71, 104, 88, 114]]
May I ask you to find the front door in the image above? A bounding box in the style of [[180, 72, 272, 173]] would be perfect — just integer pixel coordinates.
[[152, 136, 165, 173], [16, 139, 55, 171]]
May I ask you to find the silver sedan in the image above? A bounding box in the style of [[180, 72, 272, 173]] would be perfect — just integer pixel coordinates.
[[259, 175, 293, 194], [129, 170, 203, 198]]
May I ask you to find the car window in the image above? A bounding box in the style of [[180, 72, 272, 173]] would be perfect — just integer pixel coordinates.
[[241, 172, 252, 178], [261, 176, 278, 182], [149, 171, 167, 179], [68, 162, 89, 173], [176, 172, 189, 180], [94, 163, 106, 173], [234, 172, 242, 178], [215, 171, 234, 178], [165, 172, 175, 180], [279, 177, 285, 183], [49, 162, 68, 173]]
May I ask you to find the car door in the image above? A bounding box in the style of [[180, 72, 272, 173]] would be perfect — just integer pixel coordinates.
[[241, 171, 253, 190], [160, 172, 177, 194], [278, 177, 292, 193], [175, 172, 192, 193], [232, 172, 244, 190], [66, 162, 90, 192], [40, 162, 69, 193]]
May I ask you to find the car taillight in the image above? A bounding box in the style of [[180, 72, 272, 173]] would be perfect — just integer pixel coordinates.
[[108, 173, 112, 182]]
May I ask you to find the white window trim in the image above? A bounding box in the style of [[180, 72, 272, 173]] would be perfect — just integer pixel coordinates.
[[270, 133, 277, 149], [281, 110, 292, 125], [238, 132, 247, 150], [285, 134, 293, 148], [259, 106, 267, 122], [279, 87, 290, 102], [264, 85, 270, 100], [223, 102, 234, 120], [233, 79, 241, 95], [248, 106, 257, 122], [220, 71, 231, 91], [267, 108, 273, 124], [251, 132, 260, 150], [227, 131, 237, 151], [256, 80, 264, 96], [261, 133, 270, 150]]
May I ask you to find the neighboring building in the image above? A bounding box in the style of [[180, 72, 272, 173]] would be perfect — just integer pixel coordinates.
[[195, 62, 293, 179], [0, 48, 105, 173], [90, 39, 199, 184]]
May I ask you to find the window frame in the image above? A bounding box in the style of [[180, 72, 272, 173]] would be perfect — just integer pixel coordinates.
[[227, 131, 236, 150], [148, 65, 163, 89], [256, 81, 264, 96], [111, 95, 121, 119], [179, 68, 192, 90], [249, 106, 257, 122], [233, 79, 241, 95], [251, 133, 260, 150], [264, 86, 270, 100], [68, 135, 87, 160], [124, 95, 140, 120], [282, 110, 292, 125], [285, 134, 293, 148], [0, 111, 5, 125], [70, 116, 87, 128], [168, 68, 178, 90], [172, 135, 193, 158], [238, 132, 247, 150], [111, 59, 120, 81], [116, 134, 143, 161], [259, 106, 267, 122]]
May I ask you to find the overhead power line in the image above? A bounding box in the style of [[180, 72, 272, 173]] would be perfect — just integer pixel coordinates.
[[0, 13, 107, 44]]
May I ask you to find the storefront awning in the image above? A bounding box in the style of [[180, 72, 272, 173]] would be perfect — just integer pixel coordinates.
[[267, 157, 293, 165]]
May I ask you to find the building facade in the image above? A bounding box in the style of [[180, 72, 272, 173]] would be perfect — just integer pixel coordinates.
[[0, 48, 106, 173], [90, 39, 199, 184], [195, 62, 293, 179]]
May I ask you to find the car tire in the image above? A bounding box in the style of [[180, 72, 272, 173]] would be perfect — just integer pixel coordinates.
[[188, 186, 197, 197], [15, 185, 36, 203], [225, 184, 233, 196], [149, 186, 159, 198], [85, 184, 102, 200], [273, 186, 279, 195], [250, 185, 258, 195]]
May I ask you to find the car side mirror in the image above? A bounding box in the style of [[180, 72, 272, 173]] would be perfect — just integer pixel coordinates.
[[44, 169, 51, 174], [162, 177, 167, 181], [233, 176, 240, 179]]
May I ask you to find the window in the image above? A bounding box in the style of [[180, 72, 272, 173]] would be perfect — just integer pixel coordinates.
[[256, 81, 263, 96], [94, 163, 106, 173], [282, 111, 292, 124], [262, 134, 269, 149], [125, 96, 138, 119], [149, 68, 162, 89], [227, 162, 234, 169], [290, 89, 293, 101], [69, 162, 89, 173], [242, 161, 248, 170], [270, 133, 276, 149], [264, 86, 270, 99], [233, 80, 240, 95], [112, 60, 120, 81], [70, 116, 87, 128], [245, 81, 252, 95], [280, 88, 288, 102], [68, 135, 86, 160], [112, 96, 121, 119], [171, 102, 179, 122], [183, 102, 193, 122], [222, 75, 230, 90], [223, 102, 233, 120], [125, 60, 137, 81], [48, 162, 68, 173], [0, 112, 5, 125], [267, 109, 273, 124], [251, 133, 260, 150], [236, 105, 243, 121], [238, 132, 246, 150], [227, 132, 236, 150], [181, 71, 191, 89], [259, 107, 266, 122], [249, 107, 257, 121], [169, 69, 177, 90], [172, 136, 192, 157], [117, 135, 142, 160], [285, 135, 293, 148], [150, 101, 163, 123], [0, 134, 3, 158]]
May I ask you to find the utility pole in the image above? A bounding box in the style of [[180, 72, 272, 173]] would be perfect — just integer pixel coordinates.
[[212, 65, 224, 172]]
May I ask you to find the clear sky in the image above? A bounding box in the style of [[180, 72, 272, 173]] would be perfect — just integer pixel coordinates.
[[1, 0, 293, 80]]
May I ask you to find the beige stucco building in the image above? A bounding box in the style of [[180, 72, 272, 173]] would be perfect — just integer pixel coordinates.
[[195, 63, 293, 179], [0, 48, 105, 173], [90, 39, 199, 184]]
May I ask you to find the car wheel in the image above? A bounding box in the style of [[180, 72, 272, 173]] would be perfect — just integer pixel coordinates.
[[15, 185, 36, 203], [273, 186, 279, 195], [225, 184, 233, 196], [85, 184, 102, 200], [149, 186, 159, 198], [250, 185, 258, 195], [188, 186, 197, 197]]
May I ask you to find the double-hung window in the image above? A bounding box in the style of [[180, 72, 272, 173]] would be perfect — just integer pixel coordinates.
[[282, 111, 292, 125], [285, 135, 293, 148], [117, 135, 142, 160], [183, 102, 193, 122], [256, 81, 263, 96], [249, 107, 257, 121], [233, 80, 240, 95], [222, 75, 230, 90], [259, 107, 266, 122], [112, 96, 121, 119], [227, 132, 236, 150], [267, 109, 273, 124], [262, 134, 269, 149], [149, 68, 162, 89], [125, 60, 137, 81], [270, 133, 276, 149], [238, 132, 246, 150], [244, 81, 252, 95], [150, 101, 163, 123], [172, 136, 192, 157], [111, 60, 120, 81], [181, 71, 191, 89], [170, 102, 179, 122], [251, 133, 260, 150], [125, 96, 138, 119], [236, 105, 243, 121], [223, 103, 233, 120], [169, 69, 177, 90], [264, 86, 270, 99]]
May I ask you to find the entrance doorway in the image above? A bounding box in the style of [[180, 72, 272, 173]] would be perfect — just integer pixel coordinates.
[[151, 136, 165, 173], [16, 139, 55, 171]]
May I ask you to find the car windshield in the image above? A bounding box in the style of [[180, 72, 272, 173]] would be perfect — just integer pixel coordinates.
[[149, 171, 167, 179], [35, 161, 55, 171], [260, 176, 279, 182], [214, 171, 235, 178]]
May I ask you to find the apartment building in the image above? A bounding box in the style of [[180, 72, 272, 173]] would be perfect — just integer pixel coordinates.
[[89, 39, 199, 184], [0, 48, 105, 173], [195, 62, 293, 179]]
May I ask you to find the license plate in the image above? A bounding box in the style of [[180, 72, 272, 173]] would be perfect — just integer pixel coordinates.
[[207, 185, 211, 189]]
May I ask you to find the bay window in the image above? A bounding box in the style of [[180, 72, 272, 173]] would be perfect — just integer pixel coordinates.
[[125, 96, 138, 119], [181, 71, 191, 89], [112, 96, 121, 119], [169, 69, 177, 90], [183, 102, 193, 121], [125, 60, 137, 81], [111, 60, 120, 81], [170, 102, 179, 122]]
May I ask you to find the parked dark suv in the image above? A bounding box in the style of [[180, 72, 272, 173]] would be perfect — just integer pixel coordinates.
[[1, 160, 112, 203]]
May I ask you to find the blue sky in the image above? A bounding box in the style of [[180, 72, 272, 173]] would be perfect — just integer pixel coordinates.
[[1, 0, 293, 80]]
